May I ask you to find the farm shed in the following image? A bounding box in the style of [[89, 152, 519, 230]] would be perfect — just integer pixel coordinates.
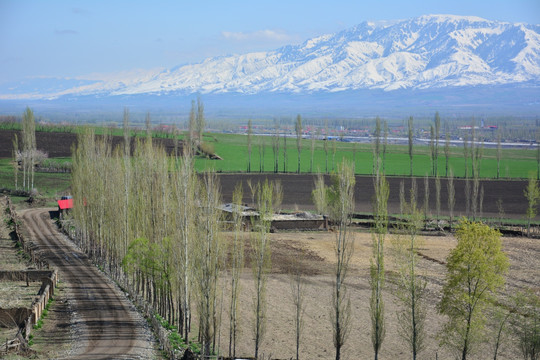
[[219, 203, 327, 231]]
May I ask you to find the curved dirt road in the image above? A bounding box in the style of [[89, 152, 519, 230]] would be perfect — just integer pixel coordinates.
[[20, 208, 157, 359]]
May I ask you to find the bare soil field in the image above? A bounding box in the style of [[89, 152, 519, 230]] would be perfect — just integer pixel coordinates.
[[217, 173, 533, 219], [0, 129, 180, 158], [218, 230, 539, 359]]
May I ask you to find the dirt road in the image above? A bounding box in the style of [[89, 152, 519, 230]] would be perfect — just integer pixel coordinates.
[[19, 208, 157, 359]]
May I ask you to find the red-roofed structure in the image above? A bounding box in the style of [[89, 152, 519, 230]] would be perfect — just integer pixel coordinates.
[[57, 199, 73, 210], [57, 196, 73, 219]]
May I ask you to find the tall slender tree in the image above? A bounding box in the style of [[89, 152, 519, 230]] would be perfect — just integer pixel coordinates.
[[12, 134, 19, 190], [196, 96, 205, 142], [252, 180, 281, 359], [447, 169, 456, 230], [324, 120, 329, 174], [496, 130, 502, 179], [296, 114, 303, 173], [434, 112, 441, 176], [444, 126, 451, 177], [382, 120, 388, 174], [394, 179, 426, 360], [371, 167, 389, 360], [312, 161, 356, 360], [229, 184, 245, 358], [373, 116, 382, 175], [193, 172, 223, 356], [429, 125, 435, 176], [310, 128, 318, 173], [21, 107, 36, 191], [408, 116, 414, 177], [247, 119, 253, 172], [189, 100, 197, 152]]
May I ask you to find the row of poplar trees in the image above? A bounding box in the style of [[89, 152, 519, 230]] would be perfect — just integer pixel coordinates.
[[70, 110, 283, 358]]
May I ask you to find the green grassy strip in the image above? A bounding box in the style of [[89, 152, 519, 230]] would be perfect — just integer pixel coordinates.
[[194, 132, 538, 178]]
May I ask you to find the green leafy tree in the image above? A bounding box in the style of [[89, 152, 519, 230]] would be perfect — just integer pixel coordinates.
[[438, 220, 509, 360]]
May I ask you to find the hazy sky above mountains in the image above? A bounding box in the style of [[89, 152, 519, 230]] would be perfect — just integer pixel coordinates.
[[1, 0, 539, 84]]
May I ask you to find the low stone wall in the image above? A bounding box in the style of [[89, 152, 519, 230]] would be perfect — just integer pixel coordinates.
[[0, 270, 56, 328], [2, 196, 57, 355]]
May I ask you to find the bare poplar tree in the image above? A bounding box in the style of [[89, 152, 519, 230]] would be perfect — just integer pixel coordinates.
[[399, 180, 406, 217], [408, 116, 414, 177], [447, 169, 456, 230], [273, 120, 280, 173], [252, 180, 280, 359], [329, 161, 356, 360], [463, 134, 471, 218], [371, 168, 389, 360], [332, 139, 337, 172], [394, 179, 426, 360], [382, 120, 388, 174], [22, 107, 36, 191], [196, 95, 205, 142], [145, 112, 152, 147], [430, 125, 435, 176], [352, 142, 357, 173], [310, 128, 318, 173], [296, 114, 303, 173], [435, 175, 441, 223], [247, 119, 253, 172], [496, 130, 502, 179], [229, 184, 244, 358], [284, 132, 288, 173], [324, 120, 329, 174], [536, 130, 540, 181], [423, 174, 430, 224], [444, 126, 451, 177], [434, 112, 441, 177], [175, 155, 198, 340], [12, 134, 19, 190], [259, 136, 264, 173], [189, 100, 197, 152], [373, 116, 381, 175], [290, 255, 306, 360], [312, 172, 327, 216], [537, 130, 540, 180], [193, 172, 223, 356]]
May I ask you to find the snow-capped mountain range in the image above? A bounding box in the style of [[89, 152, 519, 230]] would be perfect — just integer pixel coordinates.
[[2, 14, 539, 100]]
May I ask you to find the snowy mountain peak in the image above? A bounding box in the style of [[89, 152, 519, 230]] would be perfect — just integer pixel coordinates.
[[1, 14, 539, 100]]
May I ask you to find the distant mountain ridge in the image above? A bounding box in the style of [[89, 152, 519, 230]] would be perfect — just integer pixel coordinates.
[[1, 14, 539, 100]]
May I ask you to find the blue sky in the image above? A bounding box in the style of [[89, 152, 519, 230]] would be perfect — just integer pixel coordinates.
[[1, 0, 539, 84]]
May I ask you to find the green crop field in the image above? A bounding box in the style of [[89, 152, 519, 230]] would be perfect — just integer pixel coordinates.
[[194, 132, 538, 179]]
